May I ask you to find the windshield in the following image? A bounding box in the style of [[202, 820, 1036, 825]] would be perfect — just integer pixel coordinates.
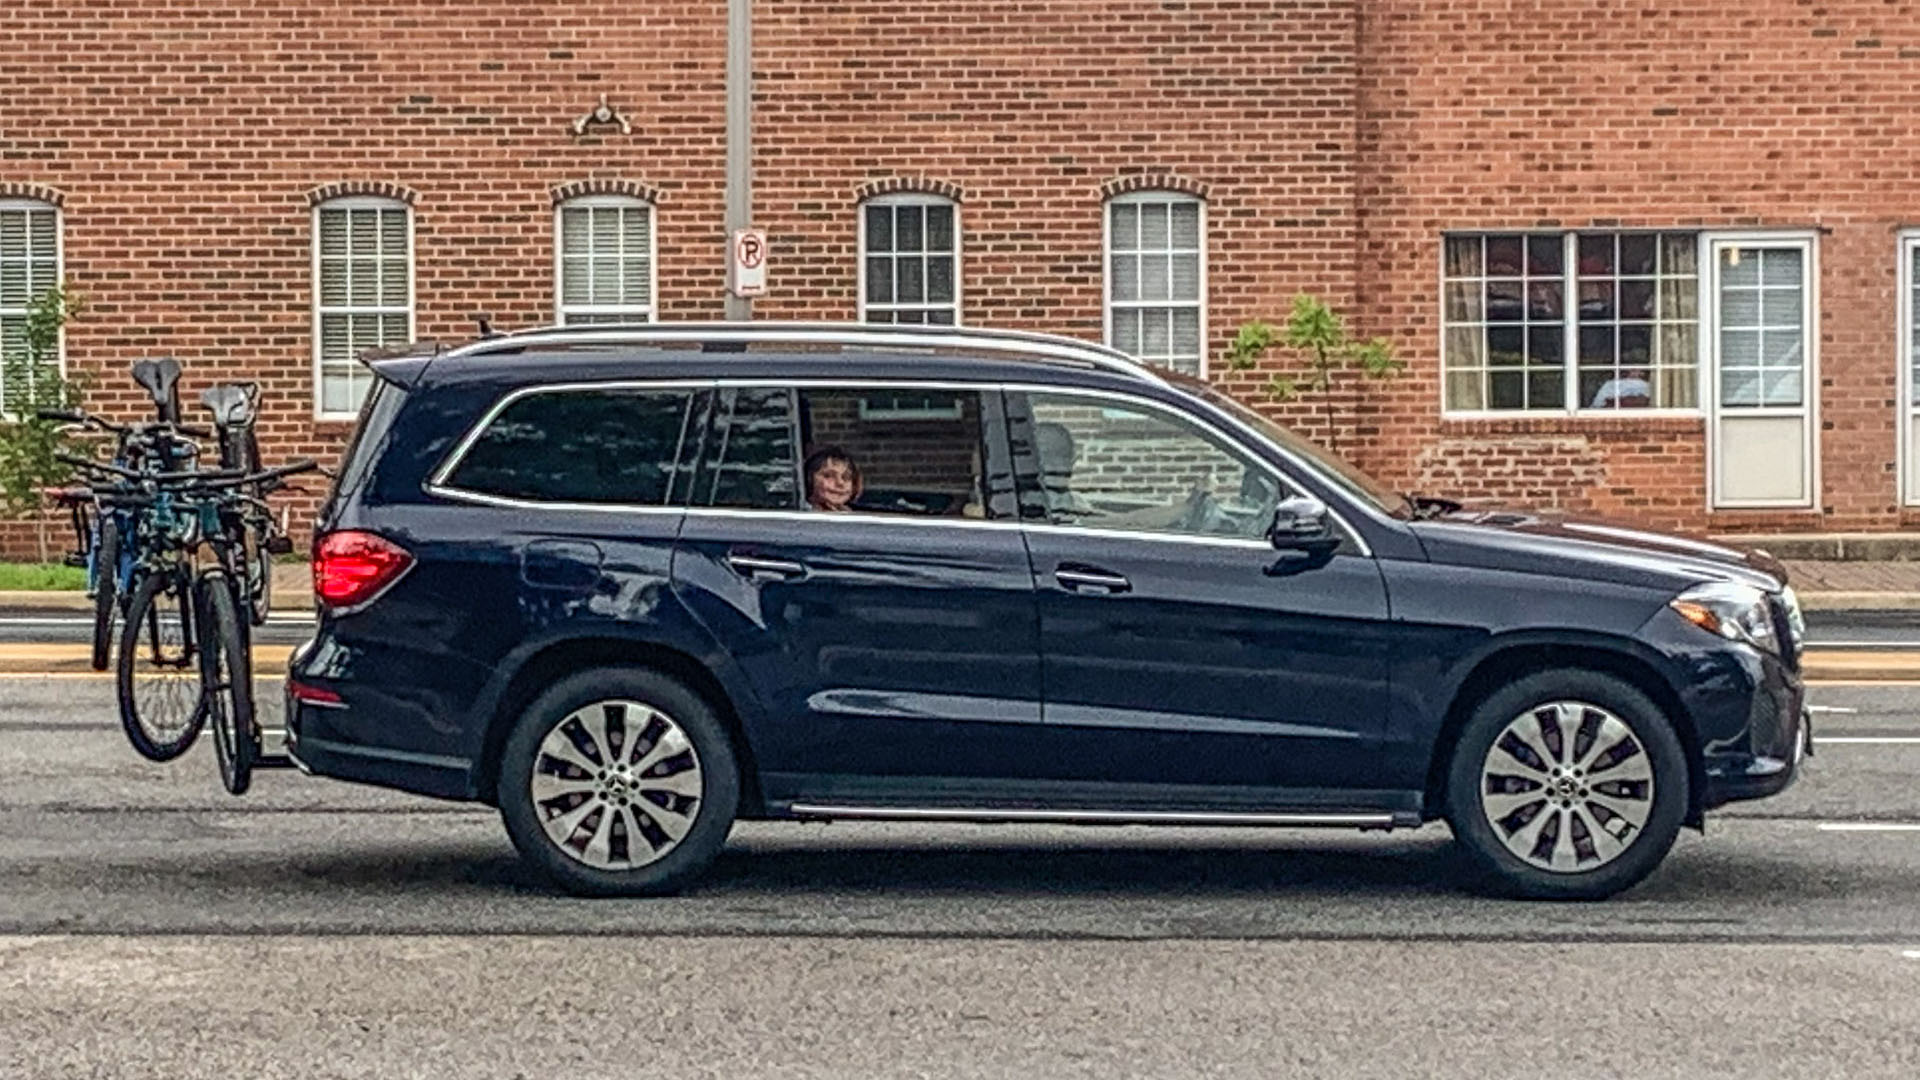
[[1176, 377, 1411, 518]]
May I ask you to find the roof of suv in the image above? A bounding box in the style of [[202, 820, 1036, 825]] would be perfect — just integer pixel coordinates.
[[370, 322, 1187, 396]]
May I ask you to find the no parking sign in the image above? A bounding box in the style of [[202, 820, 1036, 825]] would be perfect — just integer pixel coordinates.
[[731, 228, 767, 298]]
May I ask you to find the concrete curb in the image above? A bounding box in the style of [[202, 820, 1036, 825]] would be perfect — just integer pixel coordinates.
[[1798, 591, 1920, 613]]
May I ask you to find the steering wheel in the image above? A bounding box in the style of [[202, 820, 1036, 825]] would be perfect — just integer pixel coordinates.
[[1171, 485, 1223, 534]]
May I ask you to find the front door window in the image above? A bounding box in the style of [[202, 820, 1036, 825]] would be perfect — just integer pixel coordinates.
[[1021, 393, 1283, 541]]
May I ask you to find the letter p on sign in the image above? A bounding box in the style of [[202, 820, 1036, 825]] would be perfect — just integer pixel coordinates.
[[731, 228, 768, 298]]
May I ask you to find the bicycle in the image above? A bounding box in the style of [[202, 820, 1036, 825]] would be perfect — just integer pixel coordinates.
[[62, 454, 317, 790], [40, 403, 207, 672], [199, 382, 297, 626]]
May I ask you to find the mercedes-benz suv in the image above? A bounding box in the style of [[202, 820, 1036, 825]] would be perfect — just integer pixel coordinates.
[[286, 322, 1810, 900]]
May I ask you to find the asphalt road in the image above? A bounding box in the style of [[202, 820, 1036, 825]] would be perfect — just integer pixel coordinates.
[[2, 677, 1919, 1077]]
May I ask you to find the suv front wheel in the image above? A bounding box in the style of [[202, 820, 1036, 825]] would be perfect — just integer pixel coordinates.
[[1445, 669, 1688, 901], [499, 667, 741, 897]]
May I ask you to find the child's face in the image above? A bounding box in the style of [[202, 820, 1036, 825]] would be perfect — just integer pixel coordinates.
[[813, 459, 855, 508]]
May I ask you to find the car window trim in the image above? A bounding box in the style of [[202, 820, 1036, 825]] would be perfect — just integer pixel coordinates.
[[424, 376, 1372, 554]]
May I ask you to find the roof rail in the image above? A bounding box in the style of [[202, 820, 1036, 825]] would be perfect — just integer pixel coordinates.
[[442, 321, 1170, 386]]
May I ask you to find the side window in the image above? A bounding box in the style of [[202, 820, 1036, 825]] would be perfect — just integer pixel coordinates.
[[555, 195, 654, 325], [698, 387, 801, 509], [795, 387, 1009, 519], [314, 197, 412, 418], [443, 388, 696, 504], [0, 199, 62, 416], [1018, 393, 1284, 541]]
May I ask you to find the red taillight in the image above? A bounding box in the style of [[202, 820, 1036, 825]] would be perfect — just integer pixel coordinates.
[[287, 679, 343, 705], [313, 530, 413, 609]]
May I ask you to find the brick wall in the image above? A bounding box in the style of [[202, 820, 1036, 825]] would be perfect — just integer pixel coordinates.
[[13, 1, 1920, 558], [747, 0, 1362, 387], [0, 1, 731, 556], [1355, 0, 1920, 535]]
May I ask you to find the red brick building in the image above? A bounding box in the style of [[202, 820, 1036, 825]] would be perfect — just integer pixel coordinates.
[[4, 1, 1920, 547]]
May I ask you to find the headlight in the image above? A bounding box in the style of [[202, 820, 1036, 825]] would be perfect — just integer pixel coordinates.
[[1780, 585, 1806, 653], [1670, 581, 1779, 654]]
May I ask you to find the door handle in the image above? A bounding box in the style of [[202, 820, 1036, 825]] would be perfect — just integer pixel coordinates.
[[1055, 567, 1131, 594], [725, 553, 808, 581]]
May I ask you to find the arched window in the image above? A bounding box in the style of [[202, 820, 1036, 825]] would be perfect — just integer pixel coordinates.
[[0, 198, 62, 411], [313, 196, 412, 417], [859, 193, 960, 325], [1105, 192, 1206, 375], [555, 195, 655, 325]]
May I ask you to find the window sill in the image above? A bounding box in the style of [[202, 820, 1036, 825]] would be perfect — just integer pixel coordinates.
[[1441, 412, 1705, 436]]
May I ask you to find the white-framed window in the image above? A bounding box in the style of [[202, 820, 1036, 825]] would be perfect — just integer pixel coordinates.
[[1106, 193, 1206, 377], [555, 195, 655, 325], [1442, 232, 1701, 414], [0, 199, 62, 414], [859, 194, 959, 326], [313, 197, 413, 418]]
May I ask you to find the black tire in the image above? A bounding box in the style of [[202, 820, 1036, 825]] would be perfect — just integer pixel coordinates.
[[116, 569, 208, 762], [90, 517, 119, 672], [498, 667, 741, 897], [197, 573, 256, 796], [1444, 669, 1689, 901]]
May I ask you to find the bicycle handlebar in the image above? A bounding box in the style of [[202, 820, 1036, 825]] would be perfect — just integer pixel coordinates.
[[58, 453, 319, 490], [38, 408, 130, 435]]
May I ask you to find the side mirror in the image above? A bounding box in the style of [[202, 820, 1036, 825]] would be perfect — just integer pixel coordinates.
[[1269, 496, 1340, 555]]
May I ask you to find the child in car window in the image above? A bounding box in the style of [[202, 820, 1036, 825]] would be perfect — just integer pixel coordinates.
[[804, 445, 862, 512]]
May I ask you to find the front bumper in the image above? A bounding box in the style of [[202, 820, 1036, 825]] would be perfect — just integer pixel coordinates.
[[1673, 635, 1809, 810]]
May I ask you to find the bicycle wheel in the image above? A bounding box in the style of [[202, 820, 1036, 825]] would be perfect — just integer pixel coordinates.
[[244, 525, 272, 627], [116, 569, 208, 762], [90, 517, 119, 672], [197, 572, 255, 796]]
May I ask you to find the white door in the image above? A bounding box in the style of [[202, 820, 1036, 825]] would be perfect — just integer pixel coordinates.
[[1902, 235, 1920, 504], [1707, 237, 1816, 508]]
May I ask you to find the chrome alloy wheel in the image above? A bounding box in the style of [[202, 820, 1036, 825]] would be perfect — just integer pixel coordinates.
[[529, 699, 705, 871], [1479, 700, 1655, 873]]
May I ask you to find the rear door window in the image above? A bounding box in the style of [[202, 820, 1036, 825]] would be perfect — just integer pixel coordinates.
[[442, 387, 698, 505], [696, 387, 802, 509], [795, 387, 1012, 519]]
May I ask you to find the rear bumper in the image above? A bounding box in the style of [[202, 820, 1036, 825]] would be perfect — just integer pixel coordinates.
[[283, 716, 475, 802], [283, 664, 478, 803]]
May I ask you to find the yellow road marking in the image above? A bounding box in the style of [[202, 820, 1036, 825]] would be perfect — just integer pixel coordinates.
[[0, 644, 287, 675]]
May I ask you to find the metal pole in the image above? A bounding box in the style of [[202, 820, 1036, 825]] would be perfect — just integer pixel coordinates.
[[724, 0, 753, 321]]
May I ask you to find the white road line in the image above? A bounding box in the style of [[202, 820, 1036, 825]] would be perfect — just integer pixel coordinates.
[[1806, 705, 1858, 714], [1816, 737, 1920, 744], [1817, 823, 1920, 832], [1904, 951, 1920, 960], [1808, 640, 1920, 648]]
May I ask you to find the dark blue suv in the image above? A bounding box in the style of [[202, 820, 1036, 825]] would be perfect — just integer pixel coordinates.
[[286, 322, 1810, 900]]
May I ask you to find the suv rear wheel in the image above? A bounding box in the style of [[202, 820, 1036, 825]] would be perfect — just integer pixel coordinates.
[[498, 667, 740, 897], [1444, 669, 1687, 901]]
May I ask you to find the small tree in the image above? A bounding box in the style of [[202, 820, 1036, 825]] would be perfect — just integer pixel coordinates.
[[0, 282, 88, 563], [1226, 293, 1401, 455]]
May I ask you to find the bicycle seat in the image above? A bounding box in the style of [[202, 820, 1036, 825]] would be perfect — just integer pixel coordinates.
[[201, 383, 258, 427], [130, 358, 183, 410]]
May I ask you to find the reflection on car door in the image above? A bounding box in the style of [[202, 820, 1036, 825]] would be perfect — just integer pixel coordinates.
[[1009, 389, 1397, 805], [670, 384, 1050, 807]]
